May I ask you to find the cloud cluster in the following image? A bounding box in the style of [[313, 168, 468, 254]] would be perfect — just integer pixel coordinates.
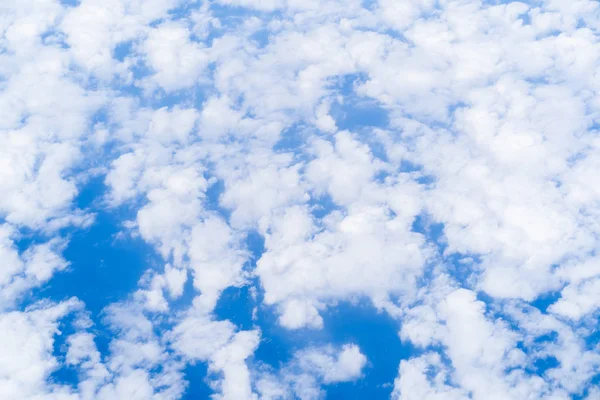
[[256, 343, 367, 399], [2, 0, 600, 398]]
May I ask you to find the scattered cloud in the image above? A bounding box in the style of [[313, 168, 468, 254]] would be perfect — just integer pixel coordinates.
[[2, 0, 600, 398]]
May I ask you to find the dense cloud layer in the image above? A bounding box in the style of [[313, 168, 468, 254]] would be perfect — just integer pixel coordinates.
[[1, 0, 600, 398]]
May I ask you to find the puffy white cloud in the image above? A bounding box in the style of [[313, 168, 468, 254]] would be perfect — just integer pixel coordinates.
[[0, 50, 103, 228], [0, 225, 70, 308], [256, 175, 427, 328], [295, 343, 367, 384], [256, 343, 367, 400], [141, 21, 210, 91], [3, 0, 600, 398], [392, 353, 469, 400], [83, 302, 188, 400], [398, 277, 600, 399], [169, 304, 261, 399], [61, 0, 183, 78], [278, 298, 323, 330], [0, 298, 83, 399]]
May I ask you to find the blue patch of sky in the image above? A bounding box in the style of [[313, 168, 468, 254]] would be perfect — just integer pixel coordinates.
[[211, 219, 413, 398], [411, 213, 446, 252], [41, 31, 69, 49], [210, 3, 279, 20], [273, 123, 312, 155], [567, 151, 588, 168], [30, 212, 160, 317], [534, 331, 559, 344], [310, 192, 341, 220], [113, 51, 152, 85], [475, 291, 498, 309], [151, 85, 210, 110], [89, 106, 110, 128], [373, 169, 392, 184], [400, 160, 422, 172], [329, 73, 389, 133], [113, 41, 134, 62], [575, 18, 587, 30], [212, 230, 264, 330], [49, 312, 83, 388], [252, 306, 303, 368], [360, 0, 378, 9], [245, 229, 265, 263], [182, 362, 213, 399], [106, 79, 211, 113], [573, 374, 600, 400], [190, 28, 221, 47], [399, 160, 436, 184], [21, 178, 162, 386], [329, 96, 389, 131], [331, 73, 367, 98], [204, 178, 233, 222], [531, 291, 562, 313], [246, 298, 416, 399], [444, 254, 481, 286], [586, 323, 600, 347], [165, 269, 196, 314], [214, 285, 257, 332], [516, 9, 532, 25], [530, 356, 560, 375], [74, 174, 106, 210], [524, 76, 554, 86], [250, 29, 271, 48], [321, 301, 415, 399]]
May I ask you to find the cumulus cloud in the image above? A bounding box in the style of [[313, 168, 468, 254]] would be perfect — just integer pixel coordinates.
[[0, 298, 84, 399], [2, 0, 600, 398], [256, 343, 367, 399]]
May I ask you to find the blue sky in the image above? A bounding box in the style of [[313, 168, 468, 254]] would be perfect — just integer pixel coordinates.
[[1, 0, 600, 399]]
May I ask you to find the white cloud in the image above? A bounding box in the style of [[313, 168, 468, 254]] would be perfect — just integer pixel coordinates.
[[3, 0, 600, 398], [256, 343, 367, 400], [141, 21, 210, 91], [398, 276, 600, 399], [61, 0, 183, 78], [0, 225, 70, 309], [0, 298, 83, 399], [295, 343, 367, 384], [169, 305, 261, 399], [549, 278, 600, 319], [278, 298, 323, 330], [256, 177, 427, 327], [392, 353, 469, 400]]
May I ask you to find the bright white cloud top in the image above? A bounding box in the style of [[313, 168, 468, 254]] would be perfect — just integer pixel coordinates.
[[1, 0, 600, 399]]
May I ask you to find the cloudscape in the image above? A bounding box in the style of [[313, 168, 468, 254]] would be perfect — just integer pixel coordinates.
[[1, 0, 600, 399]]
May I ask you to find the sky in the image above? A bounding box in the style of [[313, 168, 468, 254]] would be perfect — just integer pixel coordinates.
[[1, 0, 600, 399]]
